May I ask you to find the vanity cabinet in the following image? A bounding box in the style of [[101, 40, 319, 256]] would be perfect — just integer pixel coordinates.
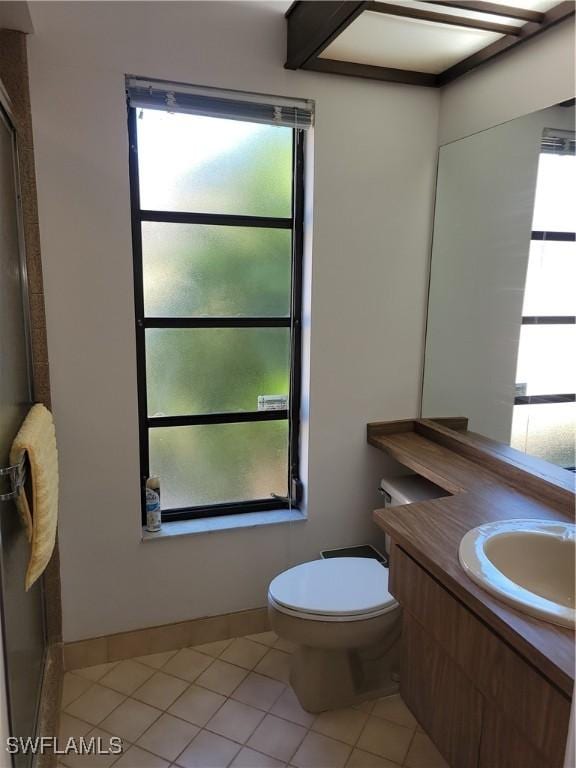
[[478, 707, 550, 768], [389, 544, 571, 768], [401, 613, 482, 768]]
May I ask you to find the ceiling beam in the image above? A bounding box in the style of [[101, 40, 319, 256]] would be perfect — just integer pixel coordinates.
[[302, 57, 438, 87], [365, 1, 522, 35], [426, 1, 545, 24], [437, 0, 576, 85], [285, 1, 368, 70]]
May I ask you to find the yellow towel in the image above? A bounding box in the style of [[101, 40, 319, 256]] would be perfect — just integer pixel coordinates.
[[9, 404, 58, 591]]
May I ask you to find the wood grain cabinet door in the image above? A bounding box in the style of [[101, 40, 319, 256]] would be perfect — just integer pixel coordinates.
[[479, 706, 561, 768], [391, 546, 571, 762], [401, 614, 483, 768]]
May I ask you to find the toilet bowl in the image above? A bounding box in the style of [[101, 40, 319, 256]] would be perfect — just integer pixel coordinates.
[[267, 558, 401, 713]]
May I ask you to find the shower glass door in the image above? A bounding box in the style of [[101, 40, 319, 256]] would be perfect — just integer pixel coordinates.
[[0, 95, 46, 765]]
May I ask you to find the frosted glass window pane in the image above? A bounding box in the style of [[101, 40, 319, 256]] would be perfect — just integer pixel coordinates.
[[146, 328, 290, 416], [511, 403, 576, 470], [149, 422, 289, 509], [137, 109, 292, 217], [532, 154, 576, 232], [522, 240, 576, 317], [142, 223, 291, 317], [515, 325, 576, 396]]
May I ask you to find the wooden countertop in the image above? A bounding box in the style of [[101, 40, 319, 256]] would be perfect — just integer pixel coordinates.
[[368, 418, 575, 697]]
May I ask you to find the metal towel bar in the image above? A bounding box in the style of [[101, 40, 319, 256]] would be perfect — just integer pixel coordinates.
[[0, 453, 26, 502]]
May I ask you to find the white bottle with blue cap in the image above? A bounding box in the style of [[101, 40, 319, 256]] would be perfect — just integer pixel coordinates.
[[146, 480, 161, 532]]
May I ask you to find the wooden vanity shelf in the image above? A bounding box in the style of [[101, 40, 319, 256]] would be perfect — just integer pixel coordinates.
[[368, 418, 575, 768]]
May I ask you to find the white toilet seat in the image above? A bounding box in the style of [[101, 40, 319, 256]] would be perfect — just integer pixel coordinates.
[[268, 593, 398, 622], [268, 558, 398, 623]]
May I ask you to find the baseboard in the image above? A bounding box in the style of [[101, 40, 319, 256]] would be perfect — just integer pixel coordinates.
[[63, 607, 270, 671]]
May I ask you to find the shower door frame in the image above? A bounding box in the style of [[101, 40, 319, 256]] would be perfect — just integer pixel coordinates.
[[0, 78, 47, 763]]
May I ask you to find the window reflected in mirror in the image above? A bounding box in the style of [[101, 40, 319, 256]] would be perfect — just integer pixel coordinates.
[[511, 148, 575, 470], [422, 103, 575, 473]]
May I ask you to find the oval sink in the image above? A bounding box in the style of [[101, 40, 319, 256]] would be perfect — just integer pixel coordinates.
[[459, 519, 576, 628]]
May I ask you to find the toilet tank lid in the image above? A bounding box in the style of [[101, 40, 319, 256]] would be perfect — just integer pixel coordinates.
[[268, 558, 395, 617], [380, 474, 448, 505]]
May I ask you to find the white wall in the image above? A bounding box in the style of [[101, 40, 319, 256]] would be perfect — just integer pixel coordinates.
[[27, 1, 439, 641], [439, 18, 575, 145], [422, 105, 574, 443]]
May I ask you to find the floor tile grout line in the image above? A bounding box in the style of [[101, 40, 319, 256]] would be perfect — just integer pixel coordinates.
[[187, 662, 288, 698], [171, 728, 243, 768], [64, 632, 269, 677], [125, 675, 302, 738], [59, 723, 133, 768], [135, 715, 196, 764], [56, 712, 95, 747], [87, 691, 164, 747], [136, 712, 200, 768], [63, 678, 415, 757], [402, 725, 419, 768], [130, 655, 215, 696], [130, 642, 291, 690], [131, 686, 214, 762], [63, 637, 421, 768], [199, 712, 308, 767], [65, 692, 412, 768], [345, 703, 418, 765], [167, 668, 235, 735], [120, 743, 173, 767], [65, 660, 119, 680], [176, 686, 310, 766], [282, 721, 310, 766], [137, 644, 233, 702], [160, 727, 201, 767], [199, 677, 294, 752], [63, 683, 129, 728], [311, 708, 370, 750], [61, 674, 99, 712], [229, 681, 287, 714], [247, 738, 305, 767]]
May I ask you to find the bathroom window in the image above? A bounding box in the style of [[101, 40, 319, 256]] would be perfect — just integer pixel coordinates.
[[511, 132, 576, 470], [126, 78, 312, 521]]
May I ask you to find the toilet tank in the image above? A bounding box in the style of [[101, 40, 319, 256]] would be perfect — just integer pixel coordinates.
[[379, 474, 450, 507], [379, 474, 450, 554]]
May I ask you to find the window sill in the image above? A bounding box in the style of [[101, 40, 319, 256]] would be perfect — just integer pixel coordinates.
[[141, 508, 306, 541]]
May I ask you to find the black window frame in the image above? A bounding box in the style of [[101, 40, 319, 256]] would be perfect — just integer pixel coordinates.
[[514, 229, 576, 408], [514, 228, 576, 471], [127, 105, 305, 524]]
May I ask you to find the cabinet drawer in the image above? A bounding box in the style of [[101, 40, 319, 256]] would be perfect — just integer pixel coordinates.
[[391, 545, 570, 764]]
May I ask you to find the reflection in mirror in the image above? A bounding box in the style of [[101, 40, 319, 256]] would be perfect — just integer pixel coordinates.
[[422, 103, 575, 472]]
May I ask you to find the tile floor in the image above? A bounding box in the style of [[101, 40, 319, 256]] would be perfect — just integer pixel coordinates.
[[59, 631, 449, 768]]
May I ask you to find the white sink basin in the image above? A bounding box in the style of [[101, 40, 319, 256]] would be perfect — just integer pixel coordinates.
[[459, 519, 576, 628]]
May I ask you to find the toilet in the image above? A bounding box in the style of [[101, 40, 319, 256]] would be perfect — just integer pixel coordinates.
[[267, 473, 448, 713], [267, 557, 401, 713]]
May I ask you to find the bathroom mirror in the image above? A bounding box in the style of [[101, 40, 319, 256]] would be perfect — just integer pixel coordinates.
[[421, 102, 575, 472]]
